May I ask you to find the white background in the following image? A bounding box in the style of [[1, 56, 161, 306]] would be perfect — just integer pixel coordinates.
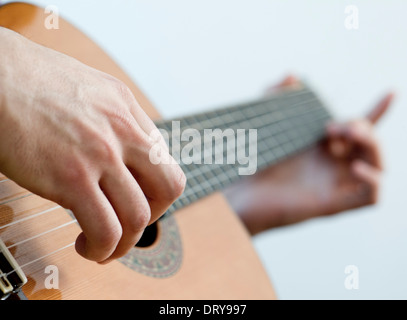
[[5, 0, 407, 299]]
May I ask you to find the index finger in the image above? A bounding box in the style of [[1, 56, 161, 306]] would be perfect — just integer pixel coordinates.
[[366, 92, 394, 125]]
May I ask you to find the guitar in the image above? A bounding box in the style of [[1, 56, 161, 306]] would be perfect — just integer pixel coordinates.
[[0, 2, 331, 300]]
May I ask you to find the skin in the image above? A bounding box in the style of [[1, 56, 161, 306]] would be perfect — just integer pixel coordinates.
[[0, 27, 186, 264], [0, 27, 393, 263], [224, 76, 393, 235]]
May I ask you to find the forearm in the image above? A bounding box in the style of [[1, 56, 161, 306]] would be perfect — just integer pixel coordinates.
[[0, 27, 32, 124], [0, 26, 20, 85], [0, 27, 11, 117], [0, 27, 20, 168], [223, 177, 282, 236], [0, 27, 186, 262], [0, 27, 38, 172]]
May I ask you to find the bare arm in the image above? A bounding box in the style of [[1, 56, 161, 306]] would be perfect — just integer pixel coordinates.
[[224, 76, 393, 235], [0, 27, 186, 263]]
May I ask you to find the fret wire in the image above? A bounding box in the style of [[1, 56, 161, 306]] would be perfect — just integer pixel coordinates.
[[172, 127, 324, 209], [198, 112, 328, 186], [155, 89, 311, 128], [179, 114, 327, 203], [190, 105, 320, 155], [157, 88, 332, 214], [155, 89, 314, 132], [191, 113, 327, 183], [215, 110, 327, 178], [174, 94, 316, 132], [175, 112, 329, 203], [164, 97, 322, 164], [163, 98, 319, 160], [205, 92, 314, 129], [177, 102, 328, 182]]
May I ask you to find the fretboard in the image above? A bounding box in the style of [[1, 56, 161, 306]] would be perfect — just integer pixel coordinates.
[[154, 85, 332, 216]]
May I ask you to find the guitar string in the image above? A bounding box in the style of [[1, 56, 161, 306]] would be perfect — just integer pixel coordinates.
[[0, 91, 312, 210], [178, 122, 326, 208], [160, 96, 321, 184], [0, 125, 326, 278], [0, 117, 305, 246], [171, 99, 319, 165], [154, 88, 312, 130], [0, 220, 76, 279], [156, 91, 315, 157], [0, 205, 61, 230], [176, 120, 327, 204], [174, 100, 324, 184], [0, 99, 325, 236], [0, 90, 330, 276], [0, 103, 328, 252], [0, 193, 33, 207], [6, 219, 77, 249], [16, 242, 75, 272], [0, 118, 328, 280], [0, 90, 314, 211], [0, 130, 325, 281], [167, 107, 331, 212], [155, 91, 315, 159], [0, 91, 318, 230], [0, 242, 75, 279], [174, 106, 329, 200]]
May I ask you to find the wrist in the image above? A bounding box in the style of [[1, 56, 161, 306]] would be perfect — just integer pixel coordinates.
[[0, 27, 22, 170], [0, 28, 16, 114], [0, 27, 31, 119]]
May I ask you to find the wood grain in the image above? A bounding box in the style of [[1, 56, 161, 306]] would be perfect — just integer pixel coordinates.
[[0, 2, 276, 300]]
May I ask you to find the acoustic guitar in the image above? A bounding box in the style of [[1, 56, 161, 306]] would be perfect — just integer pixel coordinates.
[[0, 2, 332, 300]]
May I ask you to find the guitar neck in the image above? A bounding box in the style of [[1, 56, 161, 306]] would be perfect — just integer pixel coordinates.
[[154, 85, 333, 215]]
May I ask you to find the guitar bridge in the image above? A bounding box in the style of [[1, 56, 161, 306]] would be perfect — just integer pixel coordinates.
[[0, 239, 27, 300]]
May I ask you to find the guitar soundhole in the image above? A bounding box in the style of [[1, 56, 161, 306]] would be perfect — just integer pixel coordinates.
[[119, 215, 182, 277], [135, 222, 158, 248]]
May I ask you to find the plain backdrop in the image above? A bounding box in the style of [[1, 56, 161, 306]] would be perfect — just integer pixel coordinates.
[[5, 0, 406, 299]]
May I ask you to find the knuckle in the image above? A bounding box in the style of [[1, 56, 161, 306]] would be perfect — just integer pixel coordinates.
[[60, 156, 89, 186], [164, 167, 186, 201], [47, 190, 72, 210], [350, 119, 372, 135], [347, 122, 361, 136], [95, 224, 122, 253], [75, 122, 120, 166], [109, 109, 139, 140], [113, 79, 136, 107], [174, 169, 187, 196], [130, 205, 151, 233], [92, 135, 119, 164]]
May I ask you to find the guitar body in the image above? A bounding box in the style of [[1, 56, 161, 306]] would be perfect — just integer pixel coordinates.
[[0, 3, 276, 299]]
